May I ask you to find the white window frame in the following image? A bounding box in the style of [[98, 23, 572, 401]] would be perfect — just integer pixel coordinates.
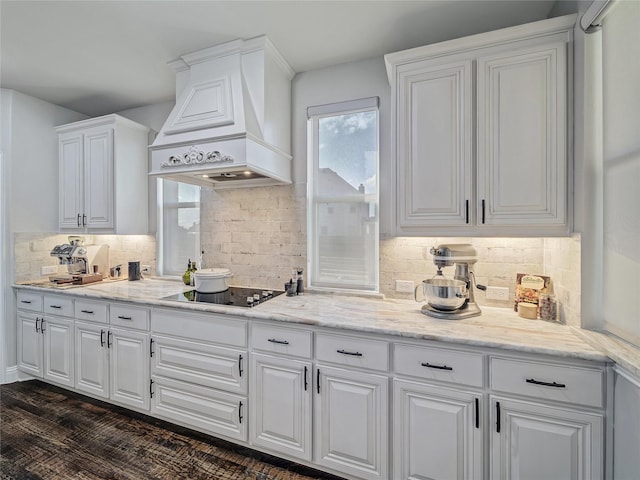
[[156, 178, 201, 277], [306, 97, 380, 293]]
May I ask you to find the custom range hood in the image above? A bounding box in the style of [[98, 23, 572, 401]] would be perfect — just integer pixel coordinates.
[[149, 36, 294, 188]]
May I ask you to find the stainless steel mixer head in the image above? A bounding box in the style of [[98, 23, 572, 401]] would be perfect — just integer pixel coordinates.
[[430, 244, 478, 268]]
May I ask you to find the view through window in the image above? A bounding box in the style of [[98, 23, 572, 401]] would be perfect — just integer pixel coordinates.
[[307, 98, 379, 292]]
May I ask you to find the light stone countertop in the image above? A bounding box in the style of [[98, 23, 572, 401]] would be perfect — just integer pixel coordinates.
[[15, 278, 611, 364]]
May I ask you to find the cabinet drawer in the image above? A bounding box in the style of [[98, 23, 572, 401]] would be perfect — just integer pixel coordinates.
[[152, 309, 247, 348], [17, 291, 43, 312], [394, 343, 484, 388], [75, 300, 108, 323], [43, 295, 74, 317], [152, 335, 247, 395], [110, 304, 149, 330], [251, 324, 312, 358], [490, 357, 605, 408], [316, 333, 389, 372], [151, 376, 247, 442]]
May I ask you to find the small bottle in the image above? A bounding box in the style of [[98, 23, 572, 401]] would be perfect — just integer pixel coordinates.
[[189, 261, 197, 286], [182, 259, 192, 285], [296, 268, 304, 295]]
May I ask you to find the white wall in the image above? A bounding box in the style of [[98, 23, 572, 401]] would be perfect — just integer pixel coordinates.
[[0, 89, 87, 381], [600, 0, 640, 344]]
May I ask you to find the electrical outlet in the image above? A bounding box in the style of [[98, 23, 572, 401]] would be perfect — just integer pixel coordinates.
[[395, 280, 415, 293], [486, 286, 510, 301], [41, 265, 58, 275]]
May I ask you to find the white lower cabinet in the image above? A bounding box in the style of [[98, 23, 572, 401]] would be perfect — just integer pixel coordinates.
[[17, 293, 74, 388], [150, 308, 249, 443], [394, 379, 483, 480], [314, 364, 388, 480], [250, 353, 312, 460], [490, 396, 603, 480], [74, 321, 149, 411]]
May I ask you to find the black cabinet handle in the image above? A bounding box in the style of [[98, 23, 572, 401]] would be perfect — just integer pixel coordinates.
[[49, 305, 62, 309], [150, 338, 155, 358], [481, 199, 486, 224], [526, 378, 566, 388], [316, 368, 320, 394], [149, 379, 154, 398], [267, 338, 290, 345], [465, 199, 470, 224], [337, 349, 363, 357], [239, 401, 243, 424], [238, 354, 243, 377], [100, 329, 105, 347], [421, 362, 453, 371], [80, 310, 94, 314], [107, 331, 113, 348], [117, 315, 132, 320], [40, 319, 45, 333], [304, 366, 308, 391], [77, 214, 81, 227], [35, 317, 40, 333], [496, 401, 501, 433], [475, 398, 479, 429], [82, 214, 87, 226], [21, 300, 32, 304]]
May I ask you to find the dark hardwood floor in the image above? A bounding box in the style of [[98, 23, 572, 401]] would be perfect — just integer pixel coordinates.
[[0, 380, 344, 480]]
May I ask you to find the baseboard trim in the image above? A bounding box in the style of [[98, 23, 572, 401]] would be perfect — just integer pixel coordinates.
[[3, 366, 19, 384]]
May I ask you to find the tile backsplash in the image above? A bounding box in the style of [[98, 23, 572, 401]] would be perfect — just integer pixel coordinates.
[[13, 188, 581, 327], [14, 233, 156, 281]]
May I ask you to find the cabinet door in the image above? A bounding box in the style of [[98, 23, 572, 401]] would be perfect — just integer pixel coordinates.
[[490, 396, 603, 480], [58, 132, 84, 230], [250, 353, 312, 460], [477, 43, 567, 229], [83, 128, 114, 229], [396, 60, 472, 232], [314, 365, 388, 480], [394, 379, 482, 480], [109, 327, 149, 411], [75, 321, 109, 399], [43, 315, 74, 387], [17, 311, 43, 377]]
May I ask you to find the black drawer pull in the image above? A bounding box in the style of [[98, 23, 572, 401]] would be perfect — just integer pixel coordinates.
[[304, 366, 308, 391], [526, 378, 566, 388], [421, 362, 453, 371], [107, 331, 113, 348], [100, 330, 105, 347], [475, 398, 479, 429], [238, 354, 243, 377], [267, 338, 290, 345], [239, 401, 243, 424], [496, 401, 501, 433], [317, 368, 320, 394], [49, 305, 62, 309], [21, 300, 32, 304], [117, 315, 132, 320], [35, 317, 40, 333], [80, 310, 94, 314], [337, 349, 363, 357], [149, 379, 154, 398]]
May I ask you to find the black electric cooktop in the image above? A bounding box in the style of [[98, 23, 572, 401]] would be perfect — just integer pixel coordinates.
[[161, 286, 284, 308]]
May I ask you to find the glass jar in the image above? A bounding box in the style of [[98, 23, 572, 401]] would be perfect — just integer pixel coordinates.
[[539, 293, 558, 321]]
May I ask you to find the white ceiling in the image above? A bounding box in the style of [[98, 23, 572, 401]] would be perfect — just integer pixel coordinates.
[[1, 0, 569, 117]]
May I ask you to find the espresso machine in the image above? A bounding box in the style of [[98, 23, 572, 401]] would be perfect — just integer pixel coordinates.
[[418, 244, 485, 319], [50, 236, 109, 283]]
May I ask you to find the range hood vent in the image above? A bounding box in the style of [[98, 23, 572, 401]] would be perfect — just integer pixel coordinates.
[[149, 36, 294, 188]]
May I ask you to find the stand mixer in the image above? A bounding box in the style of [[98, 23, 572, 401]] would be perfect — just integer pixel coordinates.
[[418, 244, 485, 319]]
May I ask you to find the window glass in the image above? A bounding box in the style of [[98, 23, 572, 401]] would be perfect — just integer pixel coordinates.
[[308, 100, 379, 292], [160, 179, 200, 275]]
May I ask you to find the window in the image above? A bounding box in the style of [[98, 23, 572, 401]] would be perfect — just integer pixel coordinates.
[[307, 98, 379, 292], [157, 179, 200, 276]]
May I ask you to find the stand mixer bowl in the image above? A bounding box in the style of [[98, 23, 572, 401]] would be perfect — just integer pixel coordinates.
[[416, 277, 468, 311]]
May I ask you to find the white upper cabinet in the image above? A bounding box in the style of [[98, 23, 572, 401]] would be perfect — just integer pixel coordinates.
[[386, 14, 576, 236], [57, 114, 150, 234]]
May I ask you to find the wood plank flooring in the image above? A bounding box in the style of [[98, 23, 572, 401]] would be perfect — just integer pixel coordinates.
[[0, 380, 344, 480]]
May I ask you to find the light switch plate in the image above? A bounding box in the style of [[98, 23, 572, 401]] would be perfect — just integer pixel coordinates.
[[486, 286, 510, 301], [41, 265, 58, 275], [395, 280, 414, 293]]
